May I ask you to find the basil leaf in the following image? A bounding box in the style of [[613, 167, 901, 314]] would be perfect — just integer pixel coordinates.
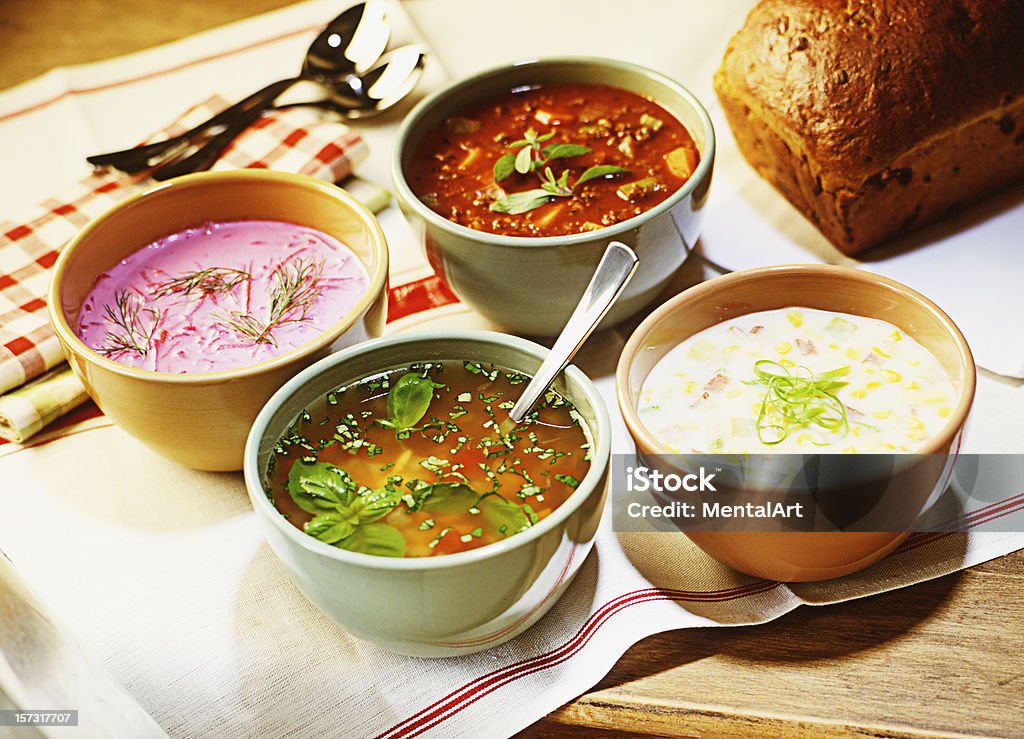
[[287, 459, 357, 514], [536, 131, 556, 143], [542, 143, 591, 160], [387, 372, 434, 430], [489, 189, 552, 215], [337, 523, 407, 557], [514, 145, 533, 175], [420, 482, 481, 515], [353, 484, 403, 523], [576, 165, 630, 186], [493, 153, 516, 182], [304, 512, 355, 544], [482, 497, 533, 538]]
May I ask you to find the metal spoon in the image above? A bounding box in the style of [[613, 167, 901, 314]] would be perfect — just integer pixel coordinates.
[[506, 241, 639, 425], [87, 1, 390, 173], [150, 45, 427, 181]]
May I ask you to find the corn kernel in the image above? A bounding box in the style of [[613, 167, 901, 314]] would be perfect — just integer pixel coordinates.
[[882, 369, 902, 383], [779, 358, 795, 367], [873, 345, 892, 358], [688, 341, 715, 360], [938, 407, 952, 418], [905, 381, 921, 390], [776, 341, 793, 355], [901, 416, 925, 430], [796, 433, 812, 446], [889, 330, 903, 342], [867, 381, 881, 389], [850, 389, 867, 399], [845, 347, 860, 360], [885, 443, 898, 450], [828, 343, 840, 351], [843, 446, 858, 454], [872, 409, 892, 420], [852, 426, 863, 437], [787, 310, 804, 327], [684, 381, 696, 394]]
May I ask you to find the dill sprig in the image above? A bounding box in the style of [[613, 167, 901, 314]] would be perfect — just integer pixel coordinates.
[[152, 266, 251, 299], [217, 256, 324, 347], [745, 360, 851, 445], [98, 290, 161, 358]]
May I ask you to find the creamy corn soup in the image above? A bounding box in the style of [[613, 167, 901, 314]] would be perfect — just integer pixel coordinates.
[[638, 308, 958, 453]]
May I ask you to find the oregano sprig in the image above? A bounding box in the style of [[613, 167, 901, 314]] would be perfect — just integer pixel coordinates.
[[490, 128, 629, 215]]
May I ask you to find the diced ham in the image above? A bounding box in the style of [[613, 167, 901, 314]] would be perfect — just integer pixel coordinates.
[[796, 338, 817, 355], [704, 373, 730, 393]]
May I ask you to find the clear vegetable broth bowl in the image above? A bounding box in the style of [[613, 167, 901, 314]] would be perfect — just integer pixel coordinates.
[[244, 331, 611, 657]]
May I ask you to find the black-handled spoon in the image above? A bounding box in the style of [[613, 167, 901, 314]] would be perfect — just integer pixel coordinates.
[[149, 45, 428, 181], [87, 1, 390, 174]]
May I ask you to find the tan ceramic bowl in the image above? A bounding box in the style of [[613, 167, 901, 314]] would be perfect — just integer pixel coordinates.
[[616, 265, 976, 582], [48, 170, 389, 471]]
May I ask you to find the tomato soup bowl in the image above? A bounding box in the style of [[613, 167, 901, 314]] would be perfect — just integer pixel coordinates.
[[243, 331, 611, 656], [47, 170, 389, 472], [392, 57, 715, 336], [616, 265, 976, 582]]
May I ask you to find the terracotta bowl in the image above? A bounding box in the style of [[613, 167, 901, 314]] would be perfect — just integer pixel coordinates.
[[392, 56, 715, 336], [48, 170, 389, 472], [615, 265, 976, 582]]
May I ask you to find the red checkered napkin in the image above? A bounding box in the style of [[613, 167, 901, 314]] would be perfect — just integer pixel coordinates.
[[0, 95, 368, 396]]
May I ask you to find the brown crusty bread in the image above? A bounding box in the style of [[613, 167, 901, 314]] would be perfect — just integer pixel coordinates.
[[714, 0, 1024, 255]]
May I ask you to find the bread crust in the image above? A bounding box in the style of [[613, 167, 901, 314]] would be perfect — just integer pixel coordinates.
[[715, 0, 1024, 254]]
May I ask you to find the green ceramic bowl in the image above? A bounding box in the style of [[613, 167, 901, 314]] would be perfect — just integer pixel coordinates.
[[243, 330, 611, 656], [392, 57, 715, 336]]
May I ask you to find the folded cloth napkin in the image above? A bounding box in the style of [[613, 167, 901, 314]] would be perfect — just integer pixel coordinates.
[[1, 548, 168, 737], [0, 95, 378, 443]]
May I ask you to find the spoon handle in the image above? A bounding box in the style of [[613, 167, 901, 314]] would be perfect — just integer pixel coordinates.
[[508, 241, 639, 423], [150, 104, 268, 181], [86, 77, 299, 173]]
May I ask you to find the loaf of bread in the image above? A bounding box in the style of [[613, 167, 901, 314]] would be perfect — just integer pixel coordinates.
[[714, 0, 1024, 255]]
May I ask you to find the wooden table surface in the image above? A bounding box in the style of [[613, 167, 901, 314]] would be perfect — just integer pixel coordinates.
[[3, 3, 1022, 737]]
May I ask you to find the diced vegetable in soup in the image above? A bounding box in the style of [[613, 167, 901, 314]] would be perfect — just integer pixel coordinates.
[[408, 83, 700, 237], [637, 308, 958, 454], [267, 361, 591, 557]]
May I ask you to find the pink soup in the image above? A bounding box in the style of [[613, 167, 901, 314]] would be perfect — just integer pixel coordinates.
[[76, 220, 370, 373]]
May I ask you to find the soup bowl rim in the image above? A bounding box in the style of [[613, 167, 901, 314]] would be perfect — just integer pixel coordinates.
[[47, 169, 390, 385], [244, 329, 612, 571], [615, 263, 977, 458], [391, 55, 716, 248]]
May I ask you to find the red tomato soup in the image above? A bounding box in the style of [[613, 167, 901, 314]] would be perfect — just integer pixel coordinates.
[[407, 83, 700, 237]]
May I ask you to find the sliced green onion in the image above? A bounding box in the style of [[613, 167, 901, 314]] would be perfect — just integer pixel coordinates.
[[745, 361, 851, 446]]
